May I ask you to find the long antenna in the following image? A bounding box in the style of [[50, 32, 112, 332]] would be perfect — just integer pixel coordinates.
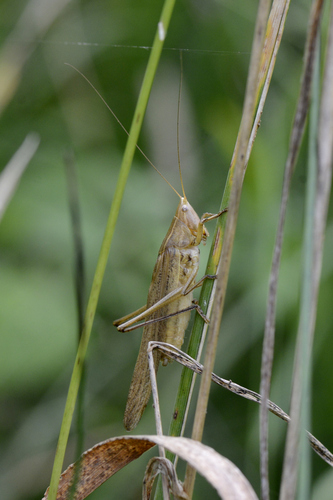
[[177, 51, 186, 199], [65, 63, 182, 200]]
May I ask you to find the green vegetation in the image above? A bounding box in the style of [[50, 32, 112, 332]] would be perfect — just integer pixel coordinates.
[[0, 0, 333, 499]]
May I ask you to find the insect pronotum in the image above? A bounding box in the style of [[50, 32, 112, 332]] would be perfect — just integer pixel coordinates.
[[113, 81, 227, 431]]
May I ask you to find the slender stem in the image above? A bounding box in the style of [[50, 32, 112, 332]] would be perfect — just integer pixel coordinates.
[[47, 1, 177, 498], [166, 0, 290, 457], [183, 0, 271, 496]]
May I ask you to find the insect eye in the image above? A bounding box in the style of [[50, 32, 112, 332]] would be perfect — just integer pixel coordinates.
[[182, 205, 188, 212]]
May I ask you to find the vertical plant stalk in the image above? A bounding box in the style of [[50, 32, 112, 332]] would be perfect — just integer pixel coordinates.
[[183, 1, 271, 497], [248, 0, 291, 161], [64, 152, 86, 342], [297, 37, 320, 500], [157, 3, 290, 497], [279, 2, 333, 499], [47, 1, 177, 499], [64, 152, 87, 500], [258, 1, 324, 499], [167, 0, 290, 456], [148, 344, 170, 499]]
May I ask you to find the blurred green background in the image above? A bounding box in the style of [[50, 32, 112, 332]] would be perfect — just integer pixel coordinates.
[[1, 0, 333, 499]]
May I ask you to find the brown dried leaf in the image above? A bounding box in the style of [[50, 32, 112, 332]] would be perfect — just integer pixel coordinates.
[[43, 435, 258, 500], [42, 436, 155, 500]]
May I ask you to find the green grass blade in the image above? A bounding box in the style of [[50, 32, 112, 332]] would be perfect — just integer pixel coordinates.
[[165, 0, 289, 455], [168, 165, 231, 443], [47, 1, 177, 498]]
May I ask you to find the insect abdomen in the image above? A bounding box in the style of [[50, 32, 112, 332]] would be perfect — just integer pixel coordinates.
[[161, 246, 199, 361]]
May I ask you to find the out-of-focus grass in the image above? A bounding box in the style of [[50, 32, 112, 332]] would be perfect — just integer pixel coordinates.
[[1, 0, 333, 499]]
